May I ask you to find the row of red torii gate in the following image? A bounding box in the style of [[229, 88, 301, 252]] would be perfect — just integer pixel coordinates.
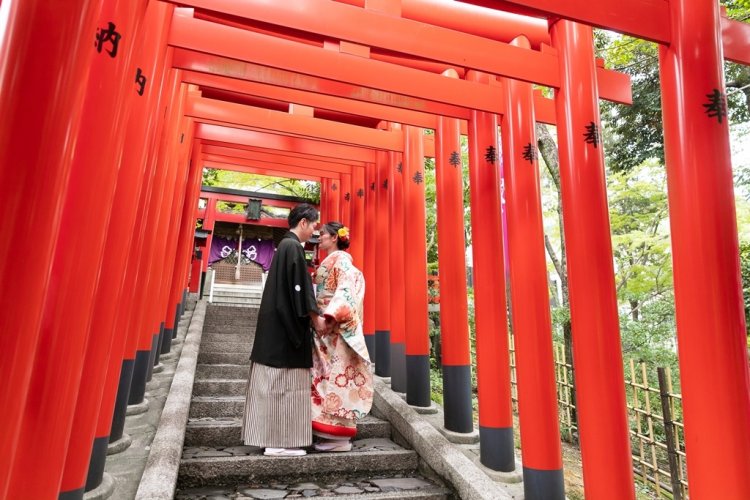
[[1, 0, 749, 499]]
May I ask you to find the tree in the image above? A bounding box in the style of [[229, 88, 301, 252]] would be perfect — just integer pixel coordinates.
[[201, 167, 320, 203], [608, 162, 679, 370], [741, 243, 750, 338], [608, 162, 671, 323], [536, 124, 578, 433], [597, 1, 750, 174]]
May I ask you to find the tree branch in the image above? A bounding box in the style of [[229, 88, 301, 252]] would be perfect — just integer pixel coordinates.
[[545, 233, 564, 283], [537, 123, 569, 305]]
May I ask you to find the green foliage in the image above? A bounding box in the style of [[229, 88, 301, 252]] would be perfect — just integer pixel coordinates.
[[550, 306, 571, 342], [620, 294, 679, 370], [430, 367, 444, 405], [599, 37, 664, 173], [726, 0, 750, 19], [596, 4, 750, 174], [216, 201, 246, 215], [740, 242, 750, 335], [608, 162, 672, 306], [202, 167, 219, 186], [606, 162, 679, 371], [424, 157, 438, 264], [290, 181, 321, 204], [201, 167, 319, 203]]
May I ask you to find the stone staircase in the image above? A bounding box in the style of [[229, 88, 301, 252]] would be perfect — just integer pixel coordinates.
[[208, 283, 264, 308], [176, 304, 452, 499]]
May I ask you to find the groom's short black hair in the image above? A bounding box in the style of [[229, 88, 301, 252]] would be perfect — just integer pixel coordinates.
[[288, 203, 319, 228]]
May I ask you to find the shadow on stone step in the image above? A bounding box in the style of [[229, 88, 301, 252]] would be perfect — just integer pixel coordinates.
[[175, 473, 451, 499]]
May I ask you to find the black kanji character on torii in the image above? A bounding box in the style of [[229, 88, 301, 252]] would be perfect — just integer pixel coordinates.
[[331, 183, 338, 191], [449, 151, 461, 167], [583, 121, 602, 148], [135, 68, 147, 96], [413, 171, 424, 184], [703, 88, 727, 124], [370, 182, 376, 191], [522, 143, 537, 163], [382, 178, 388, 189], [344, 192, 351, 202], [95, 22, 121, 58], [397, 162, 403, 173], [485, 145, 498, 164], [357, 188, 365, 198]]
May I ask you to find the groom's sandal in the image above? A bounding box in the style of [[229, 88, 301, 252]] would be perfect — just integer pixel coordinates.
[[263, 447, 307, 456]]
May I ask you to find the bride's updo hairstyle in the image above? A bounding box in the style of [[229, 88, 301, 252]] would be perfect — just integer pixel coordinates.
[[321, 221, 351, 251]]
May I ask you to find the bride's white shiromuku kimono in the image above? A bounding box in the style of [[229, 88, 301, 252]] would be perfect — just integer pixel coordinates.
[[311, 250, 372, 437]]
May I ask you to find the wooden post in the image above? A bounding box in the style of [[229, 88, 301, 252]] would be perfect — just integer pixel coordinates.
[[657, 367, 683, 500]]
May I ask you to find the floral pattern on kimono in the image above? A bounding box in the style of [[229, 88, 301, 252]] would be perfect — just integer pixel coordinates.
[[311, 251, 372, 433]]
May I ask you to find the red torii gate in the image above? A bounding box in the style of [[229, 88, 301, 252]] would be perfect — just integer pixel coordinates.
[[163, 5, 629, 496], [466, 1, 750, 499], [0, 1, 624, 498], [0, 1, 748, 499], [160, 4, 631, 498]]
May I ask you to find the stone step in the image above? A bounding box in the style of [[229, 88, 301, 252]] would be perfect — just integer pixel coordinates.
[[205, 306, 259, 317], [203, 322, 255, 342], [204, 316, 258, 323], [200, 333, 253, 344], [209, 298, 262, 307], [209, 297, 262, 306], [211, 290, 263, 297], [197, 352, 250, 365], [178, 439, 419, 488], [189, 396, 245, 419], [204, 311, 258, 318], [206, 310, 260, 321], [206, 301, 261, 309], [211, 283, 263, 291], [193, 379, 247, 397], [204, 319, 259, 324], [210, 290, 263, 299], [204, 313, 259, 320], [202, 325, 254, 332], [199, 341, 252, 354], [196, 364, 249, 380], [203, 319, 258, 326], [206, 304, 262, 314], [203, 315, 259, 323], [175, 475, 449, 499], [184, 415, 392, 447]]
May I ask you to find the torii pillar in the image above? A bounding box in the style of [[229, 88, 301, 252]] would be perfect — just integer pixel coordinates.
[[0, 2, 105, 494], [659, 0, 750, 496], [363, 162, 378, 359], [466, 70, 515, 472], [374, 149, 392, 376], [499, 50, 565, 496], [403, 125, 432, 407], [389, 136, 408, 393], [435, 78, 474, 434], [551, 19, 634, 498]]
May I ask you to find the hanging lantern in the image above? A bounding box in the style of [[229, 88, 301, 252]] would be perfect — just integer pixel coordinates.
[[245, 198, 262, 220]]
